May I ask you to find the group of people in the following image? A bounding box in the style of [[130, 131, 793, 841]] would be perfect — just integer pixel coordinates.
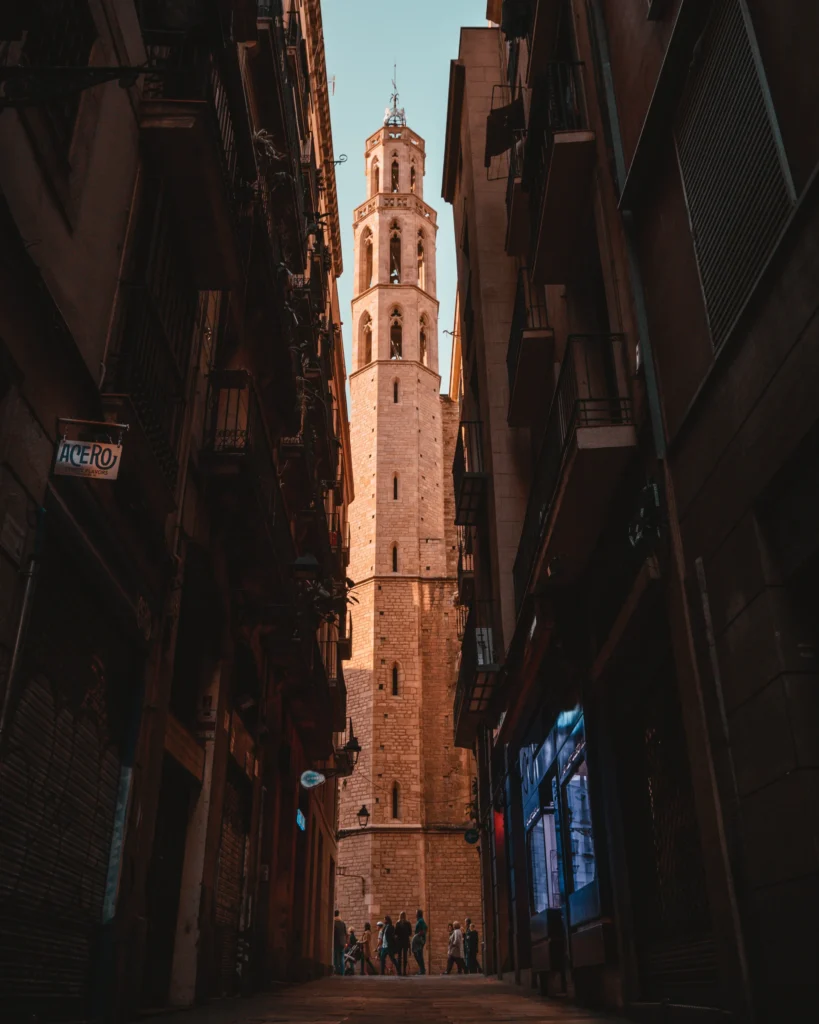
[[333, 909, 481, 977]]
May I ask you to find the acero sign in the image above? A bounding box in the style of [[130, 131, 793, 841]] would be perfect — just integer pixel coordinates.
[[53, 419, 128, 481]]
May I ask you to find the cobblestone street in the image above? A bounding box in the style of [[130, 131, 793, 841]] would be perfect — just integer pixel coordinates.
[[151, 977, 628, 1024]]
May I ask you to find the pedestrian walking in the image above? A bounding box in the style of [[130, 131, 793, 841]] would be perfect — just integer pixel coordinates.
[[360, 921, 377, 975], [333, 909, 347, 976], [445, 920, 466, 974], [379, 914, 401, 975], [345, 926, 358, 975], [411, 908, 428, 975], [465, 919, 481, 974], [394, 910, 412, 975]]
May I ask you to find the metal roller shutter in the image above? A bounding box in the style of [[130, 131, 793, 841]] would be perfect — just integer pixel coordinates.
[[214, 770, 250, 996]]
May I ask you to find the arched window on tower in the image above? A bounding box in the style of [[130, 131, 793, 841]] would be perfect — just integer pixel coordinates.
[[360, 311, 372, 366], [389, 308, 403, 359], [417, 231, 426, 290], [389, 222, 401, 284], [419, 314, 428, 367], [392, 663, 399, 696], [391, 158, 399, 192], [393, 380, 399, 403], [410, 163, 416, 193], [393, 475, 399, 500], [392, 782, 400, 819], [392, 544, 398, 572], [371, 158, 380, 196], [360, 227, 373, 292]]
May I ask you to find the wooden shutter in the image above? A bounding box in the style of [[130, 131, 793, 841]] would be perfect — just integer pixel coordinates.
[[675, 0, 794, 350]]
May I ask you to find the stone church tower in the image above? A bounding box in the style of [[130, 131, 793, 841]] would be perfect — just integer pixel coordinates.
[[336, 100, 481, 970]]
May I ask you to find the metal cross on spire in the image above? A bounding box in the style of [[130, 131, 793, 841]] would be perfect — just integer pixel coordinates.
[[384, 63, 406, 127]]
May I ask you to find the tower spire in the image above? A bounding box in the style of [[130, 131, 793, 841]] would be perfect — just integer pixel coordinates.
[[384, 64, 406, 127]]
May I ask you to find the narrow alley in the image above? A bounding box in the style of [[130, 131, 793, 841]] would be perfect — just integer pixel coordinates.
[[151, 977, 627, 1024]]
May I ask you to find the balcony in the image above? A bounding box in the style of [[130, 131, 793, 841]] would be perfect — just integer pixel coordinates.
[[528, 62, 596, 285], [139, 31, 244, 290], [506, 130, 529, 256], [457, 525, 475, 606], [201, 369, 295, 573], [512, 335, 636, 611], [319, 639, 347, 731], [338, 613, 353, 661], [507, 268, 554, 426], [453, 420, 489, 526], [454, 600, 502, 748]]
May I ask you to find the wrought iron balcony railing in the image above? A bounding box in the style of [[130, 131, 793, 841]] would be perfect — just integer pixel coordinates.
[[512, 334, 632, 610], [457, 524, 475, 605], [453, 420, 488, 526]]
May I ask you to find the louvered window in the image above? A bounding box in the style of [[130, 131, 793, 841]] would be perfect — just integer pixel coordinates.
[[674, 0, 794, 350]]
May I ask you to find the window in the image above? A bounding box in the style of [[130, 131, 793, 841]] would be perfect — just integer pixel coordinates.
[[564, 757, 596, 892], [391, 159, 400, 192], [392, 782, 400, 819], [389, 308, 403, 359], [410, 163, 417, 193], [360, 312, 372, 365], [371, 158, 380, 196], [360, 227, 373, 291], [393, 380, 399, 403], [527, 807, 560, 914], [389, 222, 401, 284], [392, 663, 399, 696], [393, 475, 399, 500], [417, 231, 426, 290], [392, 545, 398, 572], [419, 313, 428, 366]]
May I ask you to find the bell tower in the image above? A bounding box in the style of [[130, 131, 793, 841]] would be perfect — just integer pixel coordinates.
[[336, 94, 481, 970]]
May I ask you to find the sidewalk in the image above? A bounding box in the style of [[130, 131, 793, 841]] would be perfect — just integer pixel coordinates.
[[148, 975, 629, 1024]]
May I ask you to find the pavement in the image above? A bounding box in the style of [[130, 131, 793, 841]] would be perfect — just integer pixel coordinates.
[[149, 975, 629, 1024]]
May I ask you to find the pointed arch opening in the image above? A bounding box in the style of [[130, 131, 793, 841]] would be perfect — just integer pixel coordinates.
[[419, 313, 428, 367], [410, 163, 417, 193], [392, 781, 400, 819], [417, 230, 426, 290], [389, 221, 401, 284], [360, 227, 373, 292], [393, 379, 399, 403], [391, 158, 400, 192], [371, 158, 380, 196], [360, 311, 373, 366], [392, 663, 399, 696], [393, 474, 399, 500], [392, 544, 398, 573], [389, 308, 403, 360]]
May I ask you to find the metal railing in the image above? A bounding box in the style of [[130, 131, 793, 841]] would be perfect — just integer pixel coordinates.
[[528, 61, 586, 246], [507, 267, 550, 394], [457, 525, 475, 602], [203, 369, 294, 566], [454, 600, 499, 728], [142, 31, 239, 197], [319, 638, 340, 684], [512, 334, 632, 610], [453, 420, 486, 498]]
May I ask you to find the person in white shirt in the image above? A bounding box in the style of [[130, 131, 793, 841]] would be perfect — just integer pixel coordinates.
[[444, 920, 466, 974]]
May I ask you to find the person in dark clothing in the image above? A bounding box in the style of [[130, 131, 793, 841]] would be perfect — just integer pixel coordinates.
[[412, 909, 428, 975], [380, 915, 400, 974], [333, 910, 347, 975], [394, 910, 412, 975], [464, 919, 481, 973]]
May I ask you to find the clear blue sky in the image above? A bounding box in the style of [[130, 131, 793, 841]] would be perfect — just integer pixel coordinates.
[[322, 0, 485, 391]]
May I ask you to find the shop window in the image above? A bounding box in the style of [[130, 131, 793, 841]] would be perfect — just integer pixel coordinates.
[[564, 757, 596, 891], [527, 808, 560, 914]]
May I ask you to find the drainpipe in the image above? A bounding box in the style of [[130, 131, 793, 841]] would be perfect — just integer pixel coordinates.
[[0, 506, 46, 755]]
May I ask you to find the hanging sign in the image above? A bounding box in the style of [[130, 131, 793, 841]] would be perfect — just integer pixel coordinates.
[[53, 418, 129, 481], [300, 770, 327, 789]]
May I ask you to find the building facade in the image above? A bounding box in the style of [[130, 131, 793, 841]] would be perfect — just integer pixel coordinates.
[[0, 1, 353, 1020], [444, 1, 819, 1021], [336, 102, 481, 972]]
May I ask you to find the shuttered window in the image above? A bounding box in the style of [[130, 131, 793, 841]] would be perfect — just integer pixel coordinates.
[[675, 0, 794, 351]]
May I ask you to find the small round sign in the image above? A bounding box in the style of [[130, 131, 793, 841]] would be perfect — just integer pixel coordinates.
[[300, 770, 327, 789], [464, 828, 480, 845]]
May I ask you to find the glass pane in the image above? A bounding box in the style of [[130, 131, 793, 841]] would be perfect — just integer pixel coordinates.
[[527, 809, 559, 913], [565, 758, 596, 892]]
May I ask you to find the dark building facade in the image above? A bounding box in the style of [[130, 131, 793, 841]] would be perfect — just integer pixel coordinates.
[[0, 1, 353, 1021], [444, 2, 819, 1021]]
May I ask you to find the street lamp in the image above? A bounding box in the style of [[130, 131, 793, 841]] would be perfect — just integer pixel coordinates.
[[291, 553, 321, 581], [357, 804, 370, 828]]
